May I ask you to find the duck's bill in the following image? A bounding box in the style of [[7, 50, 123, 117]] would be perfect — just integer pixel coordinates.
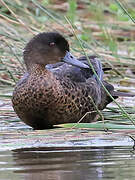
[[63, 51, 89, 69]]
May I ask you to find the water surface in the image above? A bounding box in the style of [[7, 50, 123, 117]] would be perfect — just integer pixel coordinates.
[[0, 146, 135, 180], [0, 90, 135, 180]]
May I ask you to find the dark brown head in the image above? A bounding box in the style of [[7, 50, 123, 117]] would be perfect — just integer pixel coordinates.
[[23, 32, 69, 69], [24, 32, 89, 70], [24, 32, 89, 71]]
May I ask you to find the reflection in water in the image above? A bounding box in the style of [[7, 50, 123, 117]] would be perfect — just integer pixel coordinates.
[[1, 91, 135, 180], [8, 146, 135, 180]]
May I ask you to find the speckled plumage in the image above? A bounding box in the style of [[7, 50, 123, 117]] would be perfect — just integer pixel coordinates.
[[12, 63, 101, 129], [12, 32, 134, 129]]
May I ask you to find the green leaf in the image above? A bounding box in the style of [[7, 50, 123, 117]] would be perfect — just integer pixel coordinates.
[[67, 0, 77, 24], [57, 123, 135, 130], [109, 3, 119, 12]]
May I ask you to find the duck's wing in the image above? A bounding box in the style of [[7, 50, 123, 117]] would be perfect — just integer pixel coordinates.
[[46, 57, 135, 111], [46, 62, 87, 82], [46, 55, 104, 83], [78, 56, 104, 82]]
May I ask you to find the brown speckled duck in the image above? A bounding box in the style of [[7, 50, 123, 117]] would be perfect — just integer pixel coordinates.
[[12, 32, 134, 129]]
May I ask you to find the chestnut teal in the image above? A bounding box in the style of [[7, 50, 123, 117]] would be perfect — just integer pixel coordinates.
[[12, 32, 134, 129]]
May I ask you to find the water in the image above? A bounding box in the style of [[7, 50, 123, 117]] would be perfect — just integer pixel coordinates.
[[1, 90, 135, 180], [0, 146, 135, 180]]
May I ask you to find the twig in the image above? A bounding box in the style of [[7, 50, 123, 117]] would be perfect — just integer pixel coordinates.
[[0, 0, 35, 34], [115, 0, 135, 24], [0, 14, 20, 24], [70, 111, 97, 129], [0, 58, 16, 84], [3, 38, 25, 71], [88, 96, 107, 131]]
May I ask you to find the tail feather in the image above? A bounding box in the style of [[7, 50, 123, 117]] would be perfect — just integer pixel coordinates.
[[103, 67, 112, 71], [111, 91, 135, 97]]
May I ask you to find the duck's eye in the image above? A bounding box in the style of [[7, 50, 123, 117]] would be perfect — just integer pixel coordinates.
[[49, 42, 55, 46], [70, 55, 73, 58]]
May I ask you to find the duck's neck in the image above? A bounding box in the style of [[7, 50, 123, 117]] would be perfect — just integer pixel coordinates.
[[24, 50, 48, 74], [27, 63, 47, 75]]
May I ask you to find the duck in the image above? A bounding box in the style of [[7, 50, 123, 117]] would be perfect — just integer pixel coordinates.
[[12, 32, 134, 129]]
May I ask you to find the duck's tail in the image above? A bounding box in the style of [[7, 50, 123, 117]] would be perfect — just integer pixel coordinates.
[[111, 91, 135, 97], [99, 81, 135, 110]]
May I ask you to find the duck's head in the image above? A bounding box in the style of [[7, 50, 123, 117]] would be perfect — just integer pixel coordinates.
[[24, 32, 89, 71]]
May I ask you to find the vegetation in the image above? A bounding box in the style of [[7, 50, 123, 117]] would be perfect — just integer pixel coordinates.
[[0, 0, 135, 134]]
